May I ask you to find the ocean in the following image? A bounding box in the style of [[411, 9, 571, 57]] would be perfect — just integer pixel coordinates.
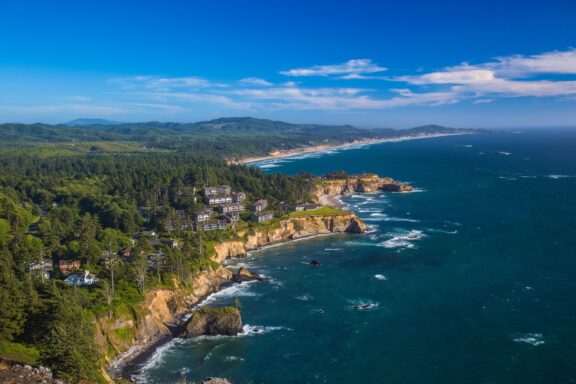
[[136, 130, 576, 384]]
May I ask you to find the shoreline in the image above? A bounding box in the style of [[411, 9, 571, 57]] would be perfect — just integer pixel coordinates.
[[114, 229, 359, 381], [237, 132, 469, 165]]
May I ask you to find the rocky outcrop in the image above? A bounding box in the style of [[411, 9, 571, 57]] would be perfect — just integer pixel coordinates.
[[0, 360, 63, 384], [211, 213, 365, 262], [213, 241, 247, 263], [233, 267, 266, 283], [314, 174, 413, 200], [179, 307, 243, 338], [201, 378, 232, 384], [107, 213, 365, 378], [97, 266, 232, 361]]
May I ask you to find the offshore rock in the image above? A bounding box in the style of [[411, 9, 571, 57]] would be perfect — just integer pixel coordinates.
[[233, 267, 266, 283], [314, 174, 413, 199], [179, 307, 243, 338]]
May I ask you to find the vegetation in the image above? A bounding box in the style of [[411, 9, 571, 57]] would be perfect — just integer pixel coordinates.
[[0, 117, 466, 382], [288, 207, 349, 217]]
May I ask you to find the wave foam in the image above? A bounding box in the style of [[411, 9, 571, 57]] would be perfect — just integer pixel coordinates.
[[512, 333, 544, 346], [348, 298, 379, 310], [379, 230, 425, 249], [295, 293, 314, 302], [240, 324, 291, 336], [193, 281, 259, 311]]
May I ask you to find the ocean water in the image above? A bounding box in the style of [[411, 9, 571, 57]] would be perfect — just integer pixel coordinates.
[[137, 130, 576, 384]]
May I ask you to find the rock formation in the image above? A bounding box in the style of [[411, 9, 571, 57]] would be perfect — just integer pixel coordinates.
[[233, 267, 266, 283], [96, 266, 232, 360], [314, 174, 413, 200], [0, 359, 63, 384], [179, 307, 243, 338], [212, 213, 365, 262]]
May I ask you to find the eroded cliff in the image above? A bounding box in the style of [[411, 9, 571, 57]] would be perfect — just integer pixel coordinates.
[[313, 174, 413, 201], [212, 213, 365, 262]]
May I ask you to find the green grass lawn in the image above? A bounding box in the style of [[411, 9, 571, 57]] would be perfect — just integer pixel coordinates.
[[288, 206, 349, 217]]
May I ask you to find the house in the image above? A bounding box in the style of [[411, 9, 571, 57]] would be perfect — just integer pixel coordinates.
[[284, 203, 306, 212], [205, 195, 233, 205], [136, 230, 158, 239], [223, 212, 240, 223], [249, 199, 268, 212], [232, 192, 246, 203], [250, 211, 274, 223], [204, 185, 231, 196], [303, 203, 321, 211], [192, 208, 213, 222], [59, 259, 80, 274], [28, 260, 53, 279], [161, 238, 180, 249], [194, 220, 228, 231], [121, 248, 132, 259], [217, 202, 244, 214], [65, 270, 99, 286]]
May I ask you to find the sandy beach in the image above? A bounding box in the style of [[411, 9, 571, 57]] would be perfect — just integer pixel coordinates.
[[235, 133, 469, 165]]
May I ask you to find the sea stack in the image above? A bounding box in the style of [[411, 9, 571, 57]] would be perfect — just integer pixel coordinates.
[[179, 307, 243, 338]]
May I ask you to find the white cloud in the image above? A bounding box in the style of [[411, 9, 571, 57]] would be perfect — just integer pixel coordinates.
[[394, 48, 576, 100], [95, 48, 576, 115], [109, 76, 215, 90], [239, 77, 273, 86], [479, 49, 576, 77], [280, 59, 387, 77], [400, 69, 497, 85]]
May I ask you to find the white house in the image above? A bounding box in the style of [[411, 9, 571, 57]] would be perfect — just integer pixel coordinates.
[[65, 270, 99, 286], [205, 195, 233, 205], [249, 199, 268, 212], [204, 185, 232, 196], [217, 202, 244, 214], [193, 208, 213, 222], [250, 211, 274, 223]]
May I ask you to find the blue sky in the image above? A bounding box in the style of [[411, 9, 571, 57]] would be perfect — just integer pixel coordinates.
[[0, 0, 575, 127]]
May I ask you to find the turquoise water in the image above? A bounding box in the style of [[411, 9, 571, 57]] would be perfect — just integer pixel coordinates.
[[137, 131, 576, 384]]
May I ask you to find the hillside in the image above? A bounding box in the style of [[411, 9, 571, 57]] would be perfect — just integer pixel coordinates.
[[0, 117, 476, 158]]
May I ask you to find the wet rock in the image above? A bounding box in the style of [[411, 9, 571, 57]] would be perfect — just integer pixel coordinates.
[[179, 307, 243, 338], [233, 267, 266, 283]]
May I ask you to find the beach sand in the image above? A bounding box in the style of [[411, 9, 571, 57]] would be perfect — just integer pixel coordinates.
[[235, 133, 468, 165]]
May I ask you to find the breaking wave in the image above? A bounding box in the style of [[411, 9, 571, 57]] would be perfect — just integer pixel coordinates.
[[379, 230, 425, 249], [512, 333, 545, 346]]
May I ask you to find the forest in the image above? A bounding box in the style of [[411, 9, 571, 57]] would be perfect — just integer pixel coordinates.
[[0, 118, 470, 382]]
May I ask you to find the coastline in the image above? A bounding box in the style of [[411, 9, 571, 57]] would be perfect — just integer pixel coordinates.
[[236, 132, 468, 165], [112, 216, 365, 382]]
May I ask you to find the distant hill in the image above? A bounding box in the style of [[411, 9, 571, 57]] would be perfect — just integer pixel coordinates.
[[0, 117, 479, 158], [64, 118, 122, 126]]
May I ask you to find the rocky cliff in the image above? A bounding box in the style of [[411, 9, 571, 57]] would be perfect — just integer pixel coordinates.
[[105, 212, 365, 380], [97, 266, 232, 365], [212, 213, 365, 262], [313, 174, 413, 200], [179, 307, 243, 338], [0, 359, 63, 384]]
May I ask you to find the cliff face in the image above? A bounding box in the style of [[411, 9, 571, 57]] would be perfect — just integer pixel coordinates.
[[314, 174, 413, 200], [213, 213, 365, 262], [105, 212, 365, 377], [96, 266, 232, 362]]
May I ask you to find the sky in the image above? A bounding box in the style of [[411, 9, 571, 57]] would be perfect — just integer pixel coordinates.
[[0, 0, 575, 128]]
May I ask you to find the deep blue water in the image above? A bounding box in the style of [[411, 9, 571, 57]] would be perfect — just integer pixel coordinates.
[[138, 131, 576, 384]]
